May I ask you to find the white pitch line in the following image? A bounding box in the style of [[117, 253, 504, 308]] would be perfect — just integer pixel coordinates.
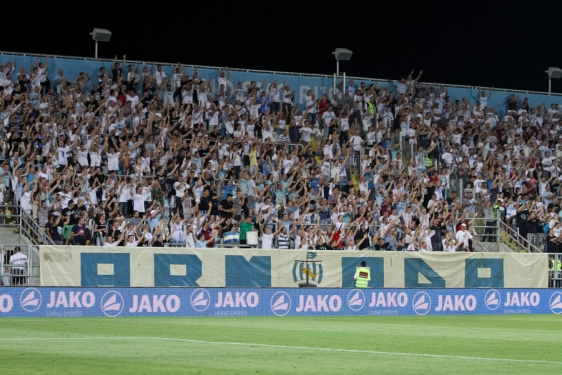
[[0, 336, 559, 366]]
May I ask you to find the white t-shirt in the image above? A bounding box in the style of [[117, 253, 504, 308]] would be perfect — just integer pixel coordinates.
[[442, 152, 453, 165], [455, 229, 473, 247], [350, 136, 363, 151], [107, 152, 120, 171], [154, 70, 167, 85], [132, 192, 148, 212], [299, 127, 313, 142], [10, 252, 27, 270], [57, 146, 71, 165], [20, 192, 32, 211], [262, 233, 273, 249]]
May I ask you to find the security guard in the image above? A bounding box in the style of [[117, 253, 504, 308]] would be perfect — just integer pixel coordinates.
[[354, 261, 371, 288], [366, 98, 376, 117], [550, 256, 562, 288], [550, 257, 561, 272], [424, 153, 433, 169]]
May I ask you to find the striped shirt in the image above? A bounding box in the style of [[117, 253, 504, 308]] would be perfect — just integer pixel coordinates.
[[278, 134, 291, 143], [277, 234, 290, 249]]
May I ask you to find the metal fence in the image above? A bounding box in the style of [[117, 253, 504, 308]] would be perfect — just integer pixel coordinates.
[[2, 50, 561, 97], [549, 253, 562, 288], [0, 205, 54, 246], [0, 244, 39, 286]]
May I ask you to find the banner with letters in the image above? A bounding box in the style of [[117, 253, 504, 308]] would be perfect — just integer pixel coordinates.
[[2, 287, 562, 317], [39, 246, 548, 288]]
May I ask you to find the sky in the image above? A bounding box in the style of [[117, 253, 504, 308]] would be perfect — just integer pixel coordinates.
[[3, 2, 562, 93]]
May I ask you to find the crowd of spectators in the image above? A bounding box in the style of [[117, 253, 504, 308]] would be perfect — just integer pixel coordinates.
[[1, 55, 560, 253]]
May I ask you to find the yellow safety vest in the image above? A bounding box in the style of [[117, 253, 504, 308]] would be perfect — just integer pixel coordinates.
[[366, 102, 376, 116], [492, 205, 500, 219], [551, 259, 561, 271], [424, 155, 433, 167], [355, 267, 370, 288]]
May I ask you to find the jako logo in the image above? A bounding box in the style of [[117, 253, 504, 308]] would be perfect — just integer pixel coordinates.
[[484, 289, 501, 311], [0, 294, 13, 313], [347, 290, 365, 312], [190, 289, 211, 312], [270, 291, 291, 316], [412, 292, 431, 315], [20, 288, 42, 313], [549, 292, 562, 315], [100, 291, 124, 318]]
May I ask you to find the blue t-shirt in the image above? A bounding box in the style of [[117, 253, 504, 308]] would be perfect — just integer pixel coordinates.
[[221, 185, 236, 200]]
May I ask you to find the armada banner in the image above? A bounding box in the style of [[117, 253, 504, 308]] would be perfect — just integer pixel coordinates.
[[39, 246, 547, 288]]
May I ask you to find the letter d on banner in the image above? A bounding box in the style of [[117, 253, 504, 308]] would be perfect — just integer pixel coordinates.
[[154, 254, 203, 287]]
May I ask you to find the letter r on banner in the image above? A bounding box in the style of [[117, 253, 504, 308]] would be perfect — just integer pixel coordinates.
[[81, 253, 130, 287]]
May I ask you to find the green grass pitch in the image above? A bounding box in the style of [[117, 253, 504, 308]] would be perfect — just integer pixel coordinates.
[[0, 315, 561, 374]]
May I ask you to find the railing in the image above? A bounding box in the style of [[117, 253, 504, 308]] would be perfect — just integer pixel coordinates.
[[0, 205, 55, 246], [499, 221, 542, 253], [549, 253, 562, 288], [0, 244, 39, 286], [0, 200, 535, 254], [2, 50, 562, 97]]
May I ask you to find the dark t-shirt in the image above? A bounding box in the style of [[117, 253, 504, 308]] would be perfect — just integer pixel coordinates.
[[354, 229, 369, 250], [45, 221, 62, 241], [517, 209, 529, 233], [199, 196, 211, 211], [72, 225, 87, 244], [61, 207, 78, 225], [527, 218, 540, 234], [220, 199, 234, 218]]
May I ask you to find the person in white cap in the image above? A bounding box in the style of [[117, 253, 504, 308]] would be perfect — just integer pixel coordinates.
[[455, 223, 473, 248]]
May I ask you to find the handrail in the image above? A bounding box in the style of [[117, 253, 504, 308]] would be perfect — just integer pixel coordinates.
[[0, 206, 55, 246], [21, 210, 55, 246], [499, 221, 542, 253], [2, 50, 562, 97], [473, 242, 491, 252]]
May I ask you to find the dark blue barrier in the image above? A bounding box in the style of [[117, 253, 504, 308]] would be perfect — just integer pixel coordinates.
[[1, 287, 561, 317]]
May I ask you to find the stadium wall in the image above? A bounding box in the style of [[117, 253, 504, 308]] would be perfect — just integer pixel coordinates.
[[2, 287, 562, 317], [2, 52, 561, 118], [40, 246, 547, 288]]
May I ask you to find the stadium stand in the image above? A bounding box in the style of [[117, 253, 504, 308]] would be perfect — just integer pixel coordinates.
[[0, 52, 559, 254]]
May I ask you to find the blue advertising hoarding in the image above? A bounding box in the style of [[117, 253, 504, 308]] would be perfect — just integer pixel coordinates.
[[2, 287, 562, 318]]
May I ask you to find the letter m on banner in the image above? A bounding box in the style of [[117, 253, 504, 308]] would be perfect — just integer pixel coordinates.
[[225, 256, 271, 287]]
